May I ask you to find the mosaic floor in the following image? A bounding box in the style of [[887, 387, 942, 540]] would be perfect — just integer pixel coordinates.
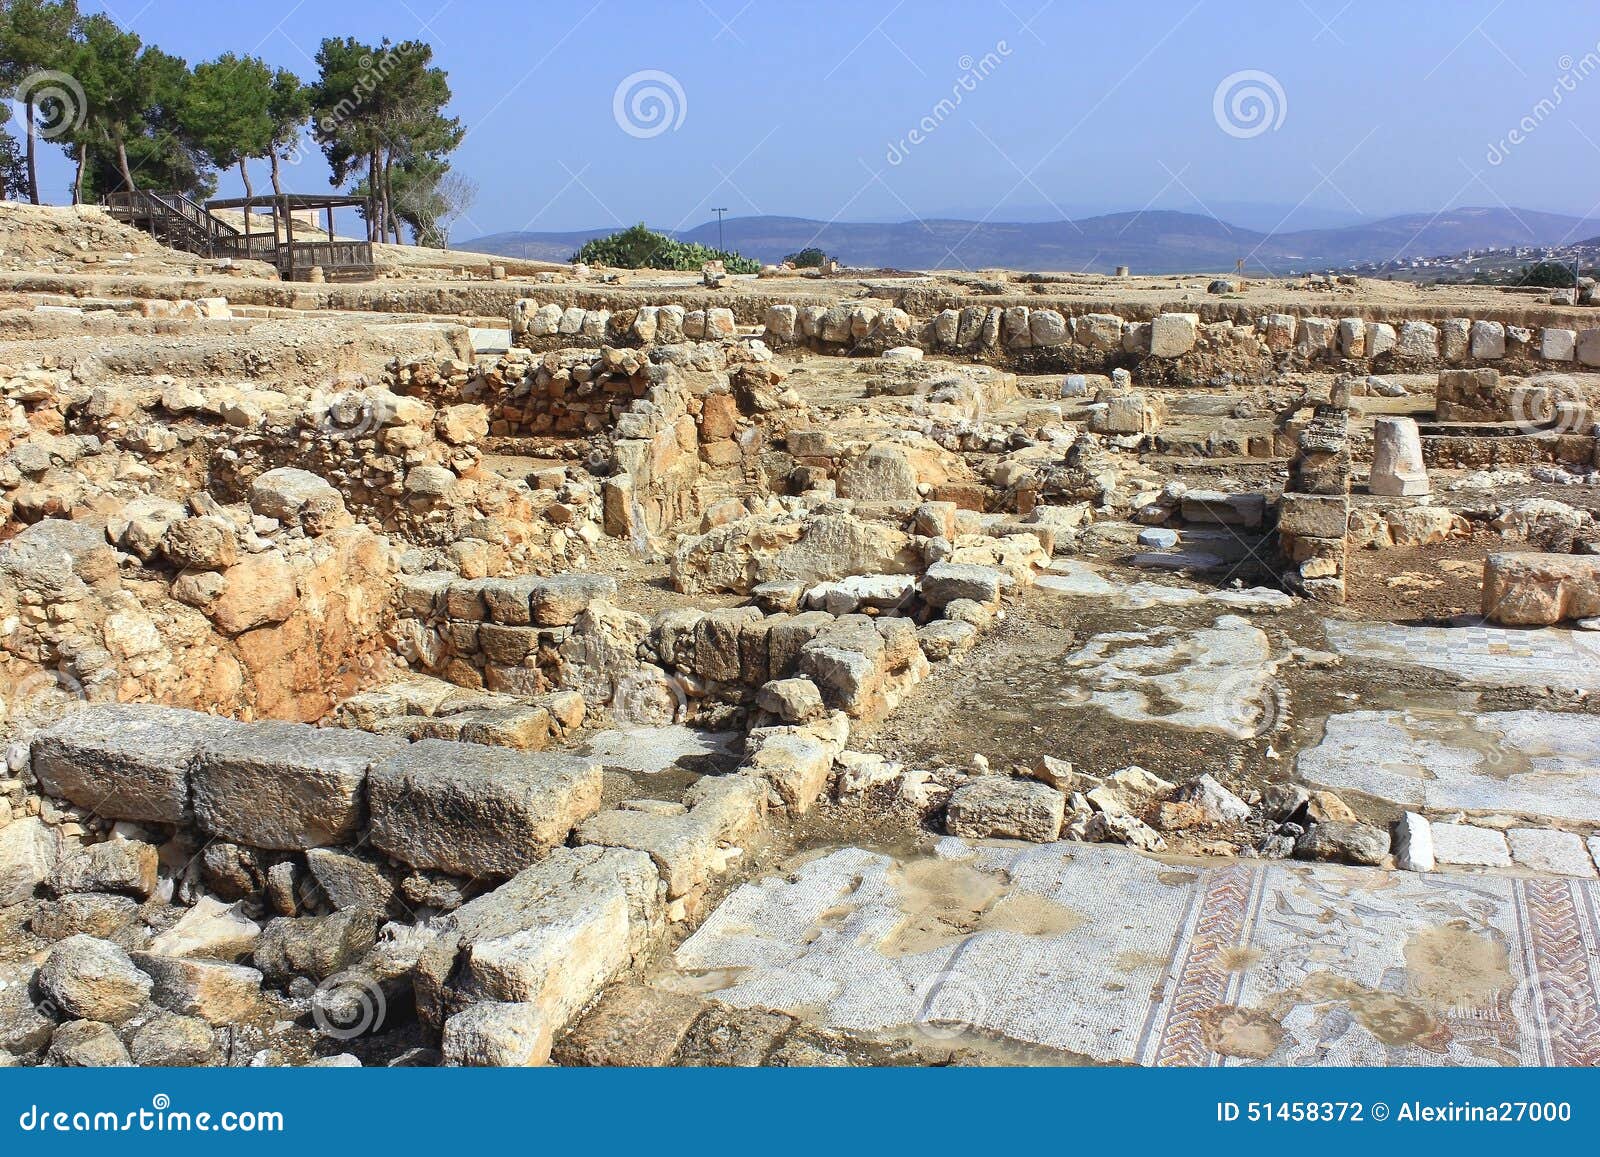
[[1298, 709, 1600, 826], [1324, 620, 1600, 691], [669, 841, 1600, 1067]]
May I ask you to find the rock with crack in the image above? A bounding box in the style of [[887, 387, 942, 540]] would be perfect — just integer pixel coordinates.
[[146, 896, 261, 960], [798, 614, 928, 722], [37, 935, 153, 1024], [0, 817, 60, 908], [945, 778, 1066, 842], [367, 740, 603, 879], [191, 722, 406, 850], [1482, 552, 1600, 626], [415, 845, 665, 1066], [252, 907, 381, 985], [1293, 821, 1389, 866], [48, 840, 158, 900], [31, 703, 239, 825], [670, 512, 920, 595], [576, 774, 767, 913], [131, 953, 265, 1025], [744, 715, 849, 814]]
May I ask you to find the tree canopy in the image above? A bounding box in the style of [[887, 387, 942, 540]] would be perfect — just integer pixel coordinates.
[[0, 10, 463, 243], [309, 37, 463, 243], [0, 0, 80, 202]]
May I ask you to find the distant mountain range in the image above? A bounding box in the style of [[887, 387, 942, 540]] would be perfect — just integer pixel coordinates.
[[457, 207, 1600, 275]]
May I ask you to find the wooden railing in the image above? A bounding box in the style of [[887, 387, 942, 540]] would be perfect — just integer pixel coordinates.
[[103, 189, 238, 257], [104, 190, 376, 281], [277, 239, 375, 280]]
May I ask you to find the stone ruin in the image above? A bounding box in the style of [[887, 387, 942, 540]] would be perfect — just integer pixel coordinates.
[[4, 207, 1600, 1067]]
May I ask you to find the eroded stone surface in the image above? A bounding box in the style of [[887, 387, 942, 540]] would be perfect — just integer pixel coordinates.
[[671, 841, 1600, 1065], [1299, 709, 1600, 826]]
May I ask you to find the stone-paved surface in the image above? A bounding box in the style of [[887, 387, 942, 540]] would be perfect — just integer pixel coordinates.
[[1298, 709, 1600, 827], [670, 840, 1600, 1066], [1324, 620, 1600, 691]]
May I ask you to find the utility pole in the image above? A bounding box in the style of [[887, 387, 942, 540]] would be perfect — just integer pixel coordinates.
[[713, 207, 728, 254]]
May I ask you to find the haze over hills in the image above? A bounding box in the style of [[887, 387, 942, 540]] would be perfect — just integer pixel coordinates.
[[459, 206, 1600, 274]]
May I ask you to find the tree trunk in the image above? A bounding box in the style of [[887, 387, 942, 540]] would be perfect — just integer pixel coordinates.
[[381, 149, 400, 243], [367, 151, 380, 241], [115, 139, 134, 192], [270, 151, 284, 198], [72, 148, 85, 205], [238, 158, 254, 201], [25, 99, 40, 205]]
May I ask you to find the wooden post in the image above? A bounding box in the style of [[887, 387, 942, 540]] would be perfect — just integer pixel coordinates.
[[285, 197, 295, 282], [270, 198, 280, 277]]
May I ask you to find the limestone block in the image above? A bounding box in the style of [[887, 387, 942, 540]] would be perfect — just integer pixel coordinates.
[[1482, 552, 1600, 625], [945, 779, 1065, 842], [368, 740, 602, 878], [1150, 312, 1199, 358], [1470, 320, 1506, 360], [192, 723, 405, 850], [1541, 327, 1577, 362], [413, 846, 665, 1048], [1368, 415, 1430, 497], [33, 704, 238, 825], [1396, 320, 1439, 361]]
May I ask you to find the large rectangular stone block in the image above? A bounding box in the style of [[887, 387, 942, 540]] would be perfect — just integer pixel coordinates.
[[1278, 493, 1350, 539], [1150, 313, 1199, 358], [1483, 552, 1600, 625], [192, 723, 405, 850], [576, 774, 767, 900], [32, 704, 240, 824], [414, 845, 665, 1057], [368, 739, 602, 878]]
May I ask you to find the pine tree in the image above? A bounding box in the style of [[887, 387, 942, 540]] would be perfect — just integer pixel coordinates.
[[0, 0, 79, 203]]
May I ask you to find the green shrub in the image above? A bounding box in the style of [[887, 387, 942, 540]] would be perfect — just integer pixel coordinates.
[[1517, 261, 1577, 289], [573, 223, 760, 274], [783, 246, 828, 268]]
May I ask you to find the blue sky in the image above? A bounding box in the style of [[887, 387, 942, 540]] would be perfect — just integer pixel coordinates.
[[21, 0, 1600, 238]]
